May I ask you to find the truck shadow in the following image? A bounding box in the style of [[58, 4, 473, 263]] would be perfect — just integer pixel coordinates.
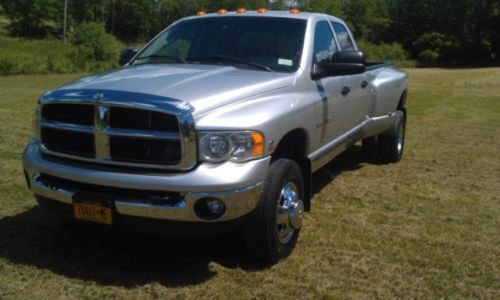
[[311, 144, 365, 196], [0, 146, 365, 288], [0, 207, 239, 287]]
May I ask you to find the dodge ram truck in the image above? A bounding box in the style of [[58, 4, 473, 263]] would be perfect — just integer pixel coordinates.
[[22, 9, 408, 263]]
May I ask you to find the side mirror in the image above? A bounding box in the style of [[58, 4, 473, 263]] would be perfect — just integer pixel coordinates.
[[119, 48, 139, 66], [311, 51, 366, 80]]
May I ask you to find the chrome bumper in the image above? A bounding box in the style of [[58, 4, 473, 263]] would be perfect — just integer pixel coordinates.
[[23, 140, 269, 222]]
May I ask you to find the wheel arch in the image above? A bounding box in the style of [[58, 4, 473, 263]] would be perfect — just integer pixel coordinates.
[[270, 128, 312, 212], [398, 90, 408, 114]]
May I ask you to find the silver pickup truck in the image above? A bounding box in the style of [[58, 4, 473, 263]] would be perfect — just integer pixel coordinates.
[[22, 10, 408, 263]]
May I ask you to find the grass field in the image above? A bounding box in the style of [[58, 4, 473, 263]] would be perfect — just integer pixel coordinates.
[[0, 69, 499, 299]]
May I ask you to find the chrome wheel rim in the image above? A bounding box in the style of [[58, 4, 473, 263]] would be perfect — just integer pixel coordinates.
[[396, 121, 405, 155], [276, 182, 304, 244]]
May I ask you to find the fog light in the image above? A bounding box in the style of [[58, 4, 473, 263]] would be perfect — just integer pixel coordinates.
[[194, 197, 226, 220], [206, 198, 225, 214]]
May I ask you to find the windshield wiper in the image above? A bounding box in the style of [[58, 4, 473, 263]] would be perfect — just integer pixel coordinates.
[[188, 55, 274, 72], [134, 54, 186, 64]]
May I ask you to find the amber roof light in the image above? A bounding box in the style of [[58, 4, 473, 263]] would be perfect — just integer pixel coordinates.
[[290, 8, 300, 14], [196, 11, 206, 16], [257, 8, 268, 14], [236, 8, 247, 14], [217, 8, 228, 15]]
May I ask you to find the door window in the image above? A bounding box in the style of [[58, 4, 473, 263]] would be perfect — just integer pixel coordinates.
[[331, 22, 355, 51], [313, 21, 337, 64]]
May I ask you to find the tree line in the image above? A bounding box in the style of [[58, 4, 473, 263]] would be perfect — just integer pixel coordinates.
[[0, 0, 499, 65]]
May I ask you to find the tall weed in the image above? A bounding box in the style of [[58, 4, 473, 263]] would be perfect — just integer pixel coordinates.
[[0, 25, 123, 76], [357, 40, 416, 67]]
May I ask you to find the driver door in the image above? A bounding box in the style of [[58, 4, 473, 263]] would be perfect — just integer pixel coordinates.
[[312, 20, 351, 143]]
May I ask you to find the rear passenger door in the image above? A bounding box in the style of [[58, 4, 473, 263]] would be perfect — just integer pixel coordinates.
[[331, 21, 371, 125]]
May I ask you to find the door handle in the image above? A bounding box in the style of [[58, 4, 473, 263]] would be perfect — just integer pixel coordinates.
[[361, 80, 369, 88], [341, 86, 351, 96]]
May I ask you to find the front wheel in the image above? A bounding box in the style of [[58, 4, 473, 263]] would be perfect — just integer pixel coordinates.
[[244, 158, 305, 264]]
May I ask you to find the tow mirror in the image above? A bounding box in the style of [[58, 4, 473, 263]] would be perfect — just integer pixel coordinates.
[[311, 51, 366, 80], [119, 48, 139, 66]]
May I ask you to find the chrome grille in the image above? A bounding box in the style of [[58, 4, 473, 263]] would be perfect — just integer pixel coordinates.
[[40, 102, 196, 170]]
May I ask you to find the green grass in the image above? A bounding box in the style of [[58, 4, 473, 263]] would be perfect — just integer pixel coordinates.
[[0, 69, 499, 298]]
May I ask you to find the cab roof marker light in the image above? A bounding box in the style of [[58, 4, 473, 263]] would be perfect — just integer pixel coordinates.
[[196, 11, 206, 16], [290, 8, 300, 14], [217, 8, 228, 15], [257, 8, 268, 14], [236, 8, 247, 14]]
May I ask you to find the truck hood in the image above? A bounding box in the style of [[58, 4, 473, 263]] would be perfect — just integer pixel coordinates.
[[57, 64, 296, 116]]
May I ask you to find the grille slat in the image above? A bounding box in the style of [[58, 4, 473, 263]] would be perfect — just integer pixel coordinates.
[[41, 127, 95, 157], [42, 103, 94, 125], [110, 107, 179, 132], [110, 137, 181, 164], [40, 103, 185, 168], [42, 120, 94, 133], [104, 128, 180, 140]]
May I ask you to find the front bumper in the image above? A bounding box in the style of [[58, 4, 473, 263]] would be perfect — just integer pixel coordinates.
[[22, 140, 270, 223]]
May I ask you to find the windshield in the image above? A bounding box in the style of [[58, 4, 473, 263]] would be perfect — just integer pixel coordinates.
[[136, 17, 307, 72]]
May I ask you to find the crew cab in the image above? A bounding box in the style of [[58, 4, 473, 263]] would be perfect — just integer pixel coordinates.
[[22, 9, 408, 263]]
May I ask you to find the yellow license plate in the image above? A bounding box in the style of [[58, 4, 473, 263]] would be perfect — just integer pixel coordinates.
[[74, 201, 113, 225]]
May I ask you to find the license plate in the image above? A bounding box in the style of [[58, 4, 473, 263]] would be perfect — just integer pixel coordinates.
[[74, 201, 113, 225]]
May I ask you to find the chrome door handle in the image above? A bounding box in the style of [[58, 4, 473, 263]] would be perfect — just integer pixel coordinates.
[[341, 86, 351, 96]]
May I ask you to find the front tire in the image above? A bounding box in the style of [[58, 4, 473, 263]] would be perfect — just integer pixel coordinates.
[[244, 158, 304, 264]]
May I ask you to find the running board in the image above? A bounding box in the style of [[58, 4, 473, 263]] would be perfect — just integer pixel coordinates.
[[308, 114, 395, 172]]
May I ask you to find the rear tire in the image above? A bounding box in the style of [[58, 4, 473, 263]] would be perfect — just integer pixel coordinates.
[[379, 110, 406, 163], [244, 158, 304, 264]]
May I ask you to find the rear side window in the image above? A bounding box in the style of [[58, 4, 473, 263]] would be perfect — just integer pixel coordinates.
[[331, 22, 355, 51], [313, 21, 337, 64]]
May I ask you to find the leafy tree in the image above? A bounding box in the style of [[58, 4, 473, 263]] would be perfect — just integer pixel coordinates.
[[198, 0, 269, 11], [268, 0, 307, 9], [302, 0, 343, 16], [490, 0, 500, 59], [157, 0, 208, 30], [109, 0, 160, 42], [0, 0, 498, 64], [70, 21, 122, 69], [388, 0, 498, 63], [0, 0, 63, 38], [69, 0, 113, 28]]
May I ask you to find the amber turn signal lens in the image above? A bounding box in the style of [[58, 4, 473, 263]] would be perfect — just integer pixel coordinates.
[[290, 8, 300, 14], [251, 131, 265, 156], [217, 8, 228, 15], [257, 8, 268, 14], [236, 8, 247, 14], [196, 11, 206, 16]]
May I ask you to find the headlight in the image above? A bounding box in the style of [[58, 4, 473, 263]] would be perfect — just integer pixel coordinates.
[[199, 131, 265, 163]]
